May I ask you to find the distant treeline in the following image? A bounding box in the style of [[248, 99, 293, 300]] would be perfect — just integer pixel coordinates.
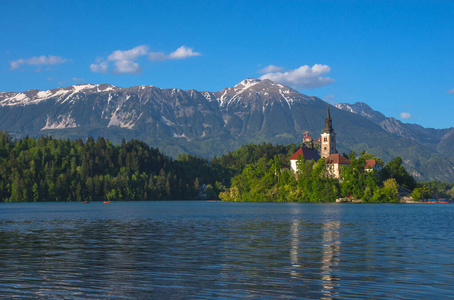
[[0, 131, 231, 202], [0, 131, 452, 202]]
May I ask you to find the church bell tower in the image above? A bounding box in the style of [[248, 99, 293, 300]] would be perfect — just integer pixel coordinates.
[[320, 105, 337, 158]]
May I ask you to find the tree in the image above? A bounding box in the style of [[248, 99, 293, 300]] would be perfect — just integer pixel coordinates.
[[383, 178, 399, 202], [448, 188, 454, 200], [106, 189, 117, 201], [341, 155, 367, 199], [411, 188, 422, 201], [32, 182, 39, 202], [9, 176, 21, 202], [382, 157, 416, 189], [420, 185, 434, 199]]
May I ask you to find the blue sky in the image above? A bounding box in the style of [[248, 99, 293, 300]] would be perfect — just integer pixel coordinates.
[[1, 0, 453, 128]]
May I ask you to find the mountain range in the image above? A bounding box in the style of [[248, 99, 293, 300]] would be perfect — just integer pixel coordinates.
[[1, 78, 453, 182], [335, 102, 453, 154]]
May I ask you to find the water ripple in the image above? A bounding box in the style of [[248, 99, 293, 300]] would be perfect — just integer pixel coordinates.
[[0, 202, 453, 298]]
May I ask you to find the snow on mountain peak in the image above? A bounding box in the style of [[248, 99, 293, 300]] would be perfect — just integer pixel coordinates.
[[68, 84, 117, 93], [214, 78, 316, 108], [0, 84, 119, 107], [72, 84, 96, 92], [335, 102, 386, 123], [0, 80, 318, 113], [234, 78, 262, 91]]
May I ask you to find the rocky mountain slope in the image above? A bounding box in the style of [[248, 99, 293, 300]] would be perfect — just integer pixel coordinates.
[[1, 79, 453, 182], [335, 102, 453, 153]]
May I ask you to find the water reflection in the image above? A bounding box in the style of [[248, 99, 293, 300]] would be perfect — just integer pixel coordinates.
[[289, 206, 341, 300], [290, 220, 300, 273], [1, 202, 454, 298], [320, 221, 340, 300]]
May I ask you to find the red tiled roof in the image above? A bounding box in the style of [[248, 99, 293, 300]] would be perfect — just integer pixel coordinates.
[[290, 147, 321, 161], [303, 136, 312, 140], [326, 154, 351, 165], [365, 160, 379, 169]]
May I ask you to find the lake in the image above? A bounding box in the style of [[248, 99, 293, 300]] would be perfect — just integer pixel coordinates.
[[0, 201, 453, 299]]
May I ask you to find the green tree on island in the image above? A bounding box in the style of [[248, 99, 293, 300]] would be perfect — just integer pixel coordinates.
[[220, 150, 421, 203]]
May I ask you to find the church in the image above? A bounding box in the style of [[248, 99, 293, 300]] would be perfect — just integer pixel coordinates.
[[290, 106, 352, 178]]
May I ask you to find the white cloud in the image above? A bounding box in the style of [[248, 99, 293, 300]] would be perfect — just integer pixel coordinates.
[[147, 52, 168, 61], [324, 94, 335, 102], [107, 45, 149, 61], [258, 65, 285, 74], [113, 60, 142, 74], [90, 61, 109, 73], [72, 77, 85, 82], [447, 89, 454, 94], [148, 46, 201, 61], [259, 64, 334, 89], [169, 46, 201, 59], [90, 45, 148, 75], [400, 112, 412, 119], [10, 55, 67, 70], [10, 59, 25, 70], [91, 45, 200, 74]]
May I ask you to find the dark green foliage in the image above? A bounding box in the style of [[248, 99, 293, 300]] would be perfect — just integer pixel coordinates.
[[0, 131, 230, 202], [211, 142, 296, 172], [380, 156, 417, 189], [417, 180, 454, 199], [1, 130, 444, 203]]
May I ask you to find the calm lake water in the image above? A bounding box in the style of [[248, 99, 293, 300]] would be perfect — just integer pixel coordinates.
[[0, 201, 453, 299]]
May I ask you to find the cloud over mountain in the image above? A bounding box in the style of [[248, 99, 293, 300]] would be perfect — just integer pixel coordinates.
[[259, 64, 334, 89], [148, 46, 201, 61], [90, 45, 149, 75], [10, 55, 67, 70], [90, 45, 200, 75], [114, 60, 142, 74], [107, 45, 149, 61], [258, 65, 285, 73], [400, 112, 412, 119], [448, 89, 454, 94]]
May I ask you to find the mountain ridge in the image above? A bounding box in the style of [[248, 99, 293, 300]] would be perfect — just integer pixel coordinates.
[[334, 101, 453, 154], [1, 79, 453, 182]]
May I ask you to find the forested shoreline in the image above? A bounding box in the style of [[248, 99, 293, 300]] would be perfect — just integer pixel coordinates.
[[220, 151, 454, 202], [0, 131, 231, 202], [0, 131, 452, 203], [219, 150, 454, 203], [221, 152, 411, 202]]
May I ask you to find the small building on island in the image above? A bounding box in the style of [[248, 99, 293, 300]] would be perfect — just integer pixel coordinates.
[[289, 147, 320, 173], [365, 159, 383, 172], [290, 106, 384, 178], [325, 153, 351, 178], [290, 106, 351, 178]]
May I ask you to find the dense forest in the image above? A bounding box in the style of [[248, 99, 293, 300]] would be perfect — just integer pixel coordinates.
[[0, 131, 230, 202], [0, 131, 452, 202]]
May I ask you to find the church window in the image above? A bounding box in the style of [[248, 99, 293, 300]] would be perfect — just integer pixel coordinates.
[[324, 137, 327, 142], [324, 147, 327, 151]]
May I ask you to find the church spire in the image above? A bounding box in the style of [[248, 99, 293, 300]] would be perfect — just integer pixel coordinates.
[[320, 105, 337, 158], [324, 105, 334, 133]]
